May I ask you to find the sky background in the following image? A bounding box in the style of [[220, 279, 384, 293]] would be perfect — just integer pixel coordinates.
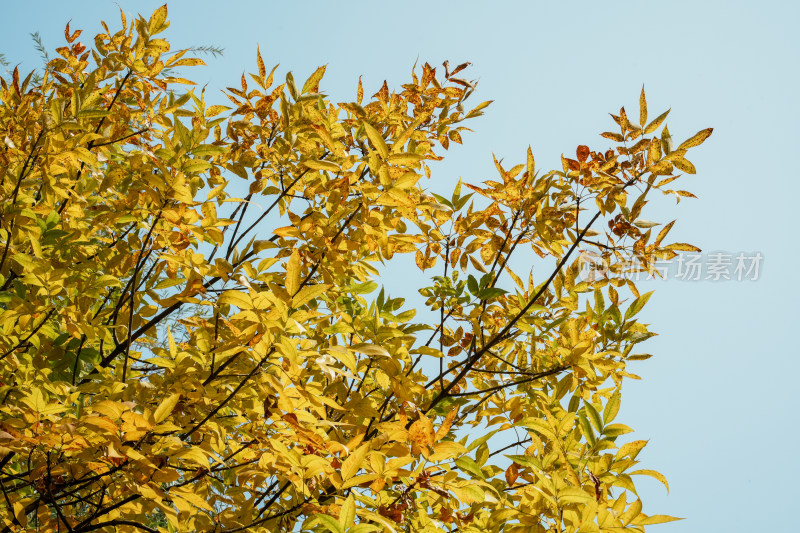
[[2, 1, 798, 531]]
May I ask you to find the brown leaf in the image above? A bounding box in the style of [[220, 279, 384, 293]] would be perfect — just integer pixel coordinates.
[[374, 80, 389, 104]]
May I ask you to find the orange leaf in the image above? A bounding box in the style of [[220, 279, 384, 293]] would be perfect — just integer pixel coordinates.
[[408, 413, 435, 449], [435, 407, 459, 442], [65, 22, 82, 44], [256, 46, 266, 79]]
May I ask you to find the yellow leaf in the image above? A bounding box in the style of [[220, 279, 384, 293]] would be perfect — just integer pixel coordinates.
[[148, 4, 168, 34], [341, 443, 370, 481], [167, 328, 177, 359], [630, 469, 670, 492], [620, 498, 642, 525], [639, 86, 647, 127], [205, 105, 230, 117], [639, 514, 683, 525], [351, 344, 389, 357], [644, 109, 670, 135], [302, 65, 327, 94], [391, 115, 426, 153], [386, 153, 423, 166], [678, 127, 713, 150], [671, 156, 696, 174], [601, 131, 625, 142], [665, 242, 701, 252], [558, 487, 594, 504], [655, 220, 675, 245], [292, 284, 330, 307], [303, 159, 340, 172], [342, 472, 379, 490], [451, 483, 484, 504], [174, 447, 209, 468], [526, 146, 535, 178], [82, 416, 118, 434], [272, 225, 301, 238], [647, 160, 673, 175], [170, 58, 205, 67], [13, 501, 26, 528], [218, 290, 253, 310], [137, 484, 163, 503], [145, 356, 176, 369], [183, 160, 211, 174], [153, 393, 181, 423], [429, 441, 466, 462], [286, 249, 301, 296], [340, 494, 356, 528], [363, 122, 389, 158], [91, 400, 125, 419], [146, 39, 170, 53], [163, 77, 196, 85], [23, 388, 64, 415], [173, 488, 214, 512], [408, 413, 435, 448]]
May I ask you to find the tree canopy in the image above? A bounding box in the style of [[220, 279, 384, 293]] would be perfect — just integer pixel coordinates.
[[0, 5, 711, 532]]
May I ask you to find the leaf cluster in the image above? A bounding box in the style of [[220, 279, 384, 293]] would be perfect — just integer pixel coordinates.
[[0, 6, 710, 533]]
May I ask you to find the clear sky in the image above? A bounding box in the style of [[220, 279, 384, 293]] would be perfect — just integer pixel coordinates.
[[2, 1, 798, 531]]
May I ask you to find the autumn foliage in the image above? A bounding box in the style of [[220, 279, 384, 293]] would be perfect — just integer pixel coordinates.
[[0, 6, 711, 532]]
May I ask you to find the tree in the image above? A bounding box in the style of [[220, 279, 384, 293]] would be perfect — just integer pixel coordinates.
[[0, 5, 711, 532]]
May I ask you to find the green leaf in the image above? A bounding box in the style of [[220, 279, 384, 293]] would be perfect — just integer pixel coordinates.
[[455, 456, 485, 479], [478, 287, 507, 300], [191, 144, 226, 158], [467, 275, 479, 296], [505, 454, 540, 469], [451, 483, 484, 504], [346, 281, 378, 294], [602, 423, 633, 438], [183, 160, 212, 173], [624, 291, 653, 319], [313, 515, 344, 533], [467, 429, 500, 452]]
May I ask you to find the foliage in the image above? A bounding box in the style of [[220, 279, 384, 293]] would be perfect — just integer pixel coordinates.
[[0, 6, 711, 532]]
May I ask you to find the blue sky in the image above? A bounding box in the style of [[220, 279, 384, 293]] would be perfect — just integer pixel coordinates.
[[2, 1, 798, 531]]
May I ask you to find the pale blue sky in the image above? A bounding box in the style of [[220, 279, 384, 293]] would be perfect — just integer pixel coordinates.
[[2, 1, 798, 531]]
